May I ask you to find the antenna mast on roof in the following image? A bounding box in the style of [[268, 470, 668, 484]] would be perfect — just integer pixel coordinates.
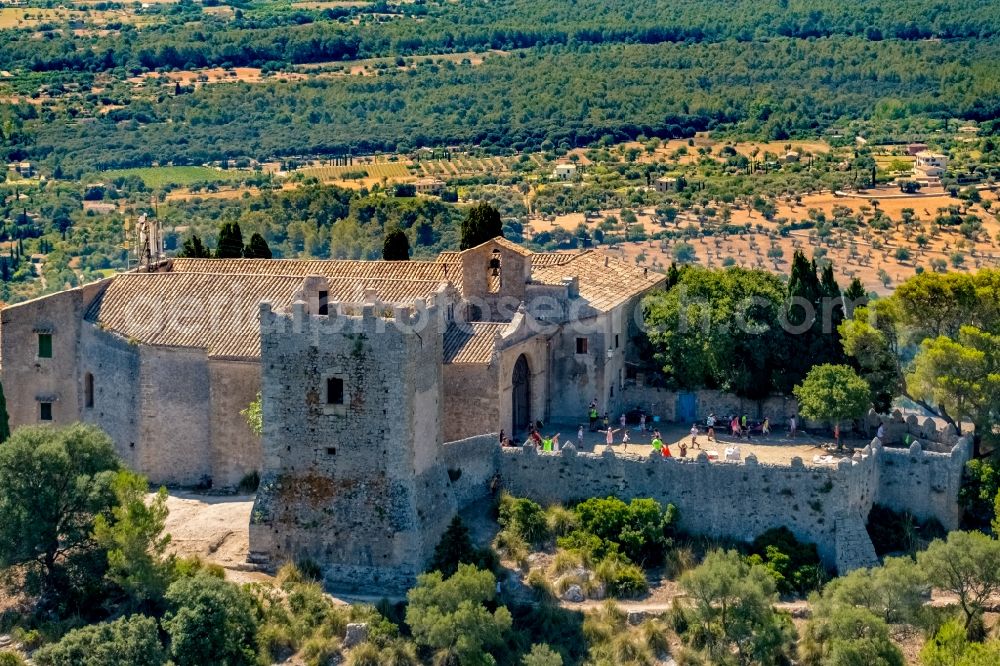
[[130, 205, 164, 272]]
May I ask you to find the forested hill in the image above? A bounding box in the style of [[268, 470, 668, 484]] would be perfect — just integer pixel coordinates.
[[2, 0, 999, 72], [2, 0, 1000, 171], [19, 37, 1000, 172]]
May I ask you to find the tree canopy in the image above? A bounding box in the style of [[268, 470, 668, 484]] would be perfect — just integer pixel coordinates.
[[406, 564, 512, 666], [382, 226, 411, 260], [793, 364, 872, 428], [460, 202, 504, 250], [0, 424, 121, 603]]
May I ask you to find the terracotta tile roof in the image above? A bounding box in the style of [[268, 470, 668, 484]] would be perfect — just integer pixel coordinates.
[[171, 258, 459, 283], [531, 252, 666, 311], [531, 252, 583, 267], [86, 272, 451, 359], [443, 322, 506, 364], [85, 272, 302, 359]]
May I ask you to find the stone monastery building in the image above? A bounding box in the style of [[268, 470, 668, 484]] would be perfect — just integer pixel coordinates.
[[0, 238, 663, 488], [0, 236, 972, 591]]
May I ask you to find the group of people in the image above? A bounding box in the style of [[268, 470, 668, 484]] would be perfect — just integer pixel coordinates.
[[502, 403, 806, 457]]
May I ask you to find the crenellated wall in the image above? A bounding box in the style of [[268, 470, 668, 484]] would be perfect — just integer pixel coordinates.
[[492, 445, 878, 570], [874, 437, 973, 530]]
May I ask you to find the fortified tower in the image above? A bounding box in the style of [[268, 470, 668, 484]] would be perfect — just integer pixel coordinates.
[[249, 280, 456, 592]]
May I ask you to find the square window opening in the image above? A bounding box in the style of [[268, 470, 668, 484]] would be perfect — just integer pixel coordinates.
[[575, 337, 588, 354]]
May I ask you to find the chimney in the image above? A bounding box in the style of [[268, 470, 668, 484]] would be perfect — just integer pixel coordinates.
[[363, 287, 378, 303], [561, 276, 579, 298], [643, 267, 648, 278], [604, 256, 609, 267]]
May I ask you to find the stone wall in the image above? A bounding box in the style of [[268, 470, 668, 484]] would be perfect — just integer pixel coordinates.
[[498, 445, 878, 571], [620, 384, 798, 424], [79, 326, 141, 469], [443, 364, 499, 442], [865, 409, 963, 452], [138, 346, 213, 486], [209, 360, 263, 488], [0, 279, 111, 426], [875, 437, 973, 530], [441, 433, 500, 507]]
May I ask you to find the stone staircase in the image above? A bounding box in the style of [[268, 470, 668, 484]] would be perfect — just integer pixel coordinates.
[[834, 512, 879, 573]]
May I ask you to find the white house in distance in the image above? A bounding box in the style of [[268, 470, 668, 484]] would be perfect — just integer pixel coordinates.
[[553, 163, 577, 180], [913, 151, 948, 187], [653, 176, 678, 193], [414, 177, 446, 194]]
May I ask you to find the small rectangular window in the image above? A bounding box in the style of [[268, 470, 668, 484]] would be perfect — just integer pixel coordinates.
[[326, 377, 344, 405], [575, 337, 588, 354], [615, 334, 620, 349], [40, 402, 52, 421], [318, 290, 329, 316], [38, 333, 52, 358], [84, 373, 94, 408]]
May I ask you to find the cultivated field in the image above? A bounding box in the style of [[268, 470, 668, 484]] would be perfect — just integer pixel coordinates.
[[97, 165, 253, 188]]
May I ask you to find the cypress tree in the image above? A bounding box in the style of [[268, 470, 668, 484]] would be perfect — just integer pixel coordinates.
[[177, 234, 210, 258], [787, 250, 819, 327], [244, 233, 272, 259], [216, 222, 244, 259], [382, 227, 410, 260], [459, 202, 503, 250]]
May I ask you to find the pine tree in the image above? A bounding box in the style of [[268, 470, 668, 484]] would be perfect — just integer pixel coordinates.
[[382, 227, 410, 260], [843, 277, 868, 316], [177, 234, 210, 258], [215, 222, 244, 259], [0, 381, 9, 443], [243, 233, 272, 259], [459, 202, 503, 250]]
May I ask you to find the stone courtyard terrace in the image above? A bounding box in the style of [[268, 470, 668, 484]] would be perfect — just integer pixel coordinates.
[[538, 421, 870, 467]]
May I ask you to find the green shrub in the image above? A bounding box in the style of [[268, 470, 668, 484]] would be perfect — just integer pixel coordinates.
[[163, 574, 258, 666], [33, 615, 165, 666], [301, 635, 340, 666], [866, 504, 945, 556], [428, 516, 498, 576], [549, 549, 584, 576], [556, 530, 618, 564], [498, 494, 549, 546], [0, 653, 27, 666], [345, 643, 381, 666], [594, 556, 648, 598], [523, 643, 564, 665], [545, 505, 580, 537], [749, 527, 827, 596], [236, 470, 260, 493], [574, 497, 677, 565]]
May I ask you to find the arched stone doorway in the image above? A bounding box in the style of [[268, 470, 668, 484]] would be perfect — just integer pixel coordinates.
[[511, 354, 531, 434]]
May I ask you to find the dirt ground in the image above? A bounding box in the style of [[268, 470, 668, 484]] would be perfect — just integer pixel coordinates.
[[162, 491, 269, 584]]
